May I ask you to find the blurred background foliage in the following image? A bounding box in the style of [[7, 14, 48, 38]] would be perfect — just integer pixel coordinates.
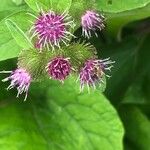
[[0, 0, 150, 150]]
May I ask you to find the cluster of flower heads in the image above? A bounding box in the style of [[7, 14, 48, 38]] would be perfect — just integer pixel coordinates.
[[0, 8, 114, 100]]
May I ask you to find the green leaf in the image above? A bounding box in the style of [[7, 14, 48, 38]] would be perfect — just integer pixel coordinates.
[[95, 1, 150, 37], [122, 78, 148, 105], [120, 35, 150, 105], [12, 0, 24, 6], [106, 3, 150, 38], [0, 39, 20, 62], [25, 0, 51, 12], [5, 19, 33, 49], [25, 0, 72, 12], [96, 0, 150, 13], [0, 11, 33, 61], [0, 76, 124, 150], [120, 106, 150, 150], [50, 0, 72, 12], [0, 1, 28, 21], [0, 0, 26, 11]]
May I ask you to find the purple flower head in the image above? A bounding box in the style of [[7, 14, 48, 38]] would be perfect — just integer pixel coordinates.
[[1, 68, 31, 101], [46, 57, 71, 81], [30, 10, 75, 51], [79, 58, 114, 91], [81, 10, 105, 38]]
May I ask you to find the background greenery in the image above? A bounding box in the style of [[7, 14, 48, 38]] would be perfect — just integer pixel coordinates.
[[0, 0, 150, 149]]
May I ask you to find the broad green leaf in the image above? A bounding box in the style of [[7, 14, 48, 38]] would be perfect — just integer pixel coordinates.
[[121, 35, 150, 105], [120, 106, 150, 150], [124, 143, 136, 150], [0, 11, 33, 61], [25, 0, 51, 12], [0, 1, 28, 21], [0, 76, 124, 150], [95, 1, 150, 37], [0, 0, 26, 11], [5, 19, 33, 49], [50, 0, 72, 12], [96, 0, 150, 13], [122, 78, 148, 104], [106, 3, 150, 38], [12, 0, 24, 6], [0, 40, 20, 62]]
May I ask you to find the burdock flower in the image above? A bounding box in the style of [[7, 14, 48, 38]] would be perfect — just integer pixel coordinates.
[[46, 57, 71, 81], [29, 10, 75, 51], [1, 68, 31, 101], [81, 10, 105, 38], [79, 58, 114, 91]]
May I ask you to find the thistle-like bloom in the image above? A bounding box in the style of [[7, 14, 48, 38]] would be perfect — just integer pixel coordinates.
[[79, 58, 114, 91], [46, 57, 71, 81], [29, 10, 75, 51], [81, 10, 105, 38], [1, 68, 31, 101]]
